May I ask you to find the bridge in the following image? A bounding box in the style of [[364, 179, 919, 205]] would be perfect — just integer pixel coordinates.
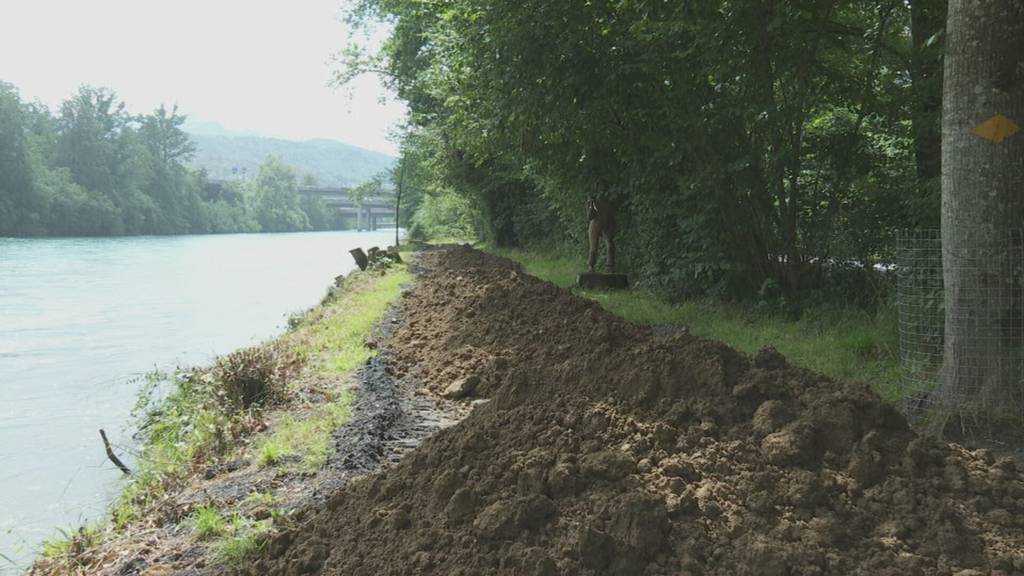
[[297, 186, 396, 231], [202, 180, 398, 231]]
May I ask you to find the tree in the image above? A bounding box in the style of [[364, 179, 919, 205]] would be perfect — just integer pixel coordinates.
[[348, 174, 384, 205], [937, 0, 1024, 432], [300, 194, 332, 231], [0, 81, 320, 237], [349, 173, 386, 231], [0, 82, 42, 235], [138, 105, 199, 233], [909, 0, 946, 196], [140, 105, 196, 167], [344, 0, 926, 300], [56, 86, 125, 195], [252, 156, 309, 232]]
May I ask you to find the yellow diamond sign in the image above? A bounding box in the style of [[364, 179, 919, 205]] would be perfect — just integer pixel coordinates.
[[972, 114, 1020, 143]]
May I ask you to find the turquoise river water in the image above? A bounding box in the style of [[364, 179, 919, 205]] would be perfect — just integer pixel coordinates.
[[0, 230, 398, 572]]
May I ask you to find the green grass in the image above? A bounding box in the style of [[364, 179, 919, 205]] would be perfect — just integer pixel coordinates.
[[40, 527, 101, 561], [244, 490, 276, 507], [186, 505, 271, 565], [189, 505, 228, 540], [212, 514, 271, 565], [427, 236, 477, 245], [112, 376, 252, 528], [254, 392, 354, 471], [487, 247, 901, 399], [247, 264, 410, 471], [293, 268, 412, 376]]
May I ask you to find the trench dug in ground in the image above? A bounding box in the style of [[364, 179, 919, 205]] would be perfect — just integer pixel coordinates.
[[246, 245, 1024, 576]]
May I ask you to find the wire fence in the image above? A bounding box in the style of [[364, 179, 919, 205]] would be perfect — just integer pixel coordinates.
[[896, 228, 1024, 437]]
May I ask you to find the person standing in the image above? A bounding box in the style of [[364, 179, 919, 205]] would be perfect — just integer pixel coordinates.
[[587, 177, 617, 272]]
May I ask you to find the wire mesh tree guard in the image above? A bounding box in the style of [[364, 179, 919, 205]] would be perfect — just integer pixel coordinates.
[[896, 228, 1024, 438]]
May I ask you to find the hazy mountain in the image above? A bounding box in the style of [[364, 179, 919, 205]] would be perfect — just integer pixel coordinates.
[[182, 119, 266, 138], [185, 127, 395, 187]]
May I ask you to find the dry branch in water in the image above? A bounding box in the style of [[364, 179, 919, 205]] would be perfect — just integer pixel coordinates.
[[99, 429, 131, 476]]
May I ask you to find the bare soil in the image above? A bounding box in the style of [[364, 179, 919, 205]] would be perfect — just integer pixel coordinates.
[[246, 245, 1024, 576]]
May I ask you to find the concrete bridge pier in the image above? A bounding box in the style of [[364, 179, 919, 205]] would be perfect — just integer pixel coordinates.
[[357, 206, 379, 231]]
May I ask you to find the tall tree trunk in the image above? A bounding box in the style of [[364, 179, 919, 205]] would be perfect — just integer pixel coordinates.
[[937, 0, 1024, 436], [910, 0, 946, 201], [395, 158, 407, 248]]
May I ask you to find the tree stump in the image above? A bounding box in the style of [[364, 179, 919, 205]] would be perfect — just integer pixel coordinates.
[[577, 272, 629, 290], [349, 248, 369, 271]]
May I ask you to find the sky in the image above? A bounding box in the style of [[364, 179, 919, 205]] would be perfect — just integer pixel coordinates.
[[0, 0, 406, 155]]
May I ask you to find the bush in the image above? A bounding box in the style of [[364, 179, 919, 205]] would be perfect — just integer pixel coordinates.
[[212, 344, 300, 410]]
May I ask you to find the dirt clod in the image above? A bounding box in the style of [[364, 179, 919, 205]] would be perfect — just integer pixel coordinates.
[[442, 375, 480, 399]]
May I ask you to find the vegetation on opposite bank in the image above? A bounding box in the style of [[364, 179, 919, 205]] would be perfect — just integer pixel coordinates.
[[486, 246, 900, 400], [32, 261, 410, 574], [0, 81, 391, 237]]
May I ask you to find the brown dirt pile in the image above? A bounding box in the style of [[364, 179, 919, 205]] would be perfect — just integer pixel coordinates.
[[249, 246, 1024, 576]]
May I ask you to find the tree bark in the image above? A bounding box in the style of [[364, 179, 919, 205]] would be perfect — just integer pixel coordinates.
[[937, 0, 1024, 435]]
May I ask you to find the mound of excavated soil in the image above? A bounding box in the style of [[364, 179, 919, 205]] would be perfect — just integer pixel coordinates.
[[248, 246, 1024, 576]]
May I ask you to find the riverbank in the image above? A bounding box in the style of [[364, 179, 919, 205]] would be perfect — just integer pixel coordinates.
[[0, 230, 403, 571], [247, 245, 1024, 575], [29, 245, 1024, 575], [30, 257, 413, 575]]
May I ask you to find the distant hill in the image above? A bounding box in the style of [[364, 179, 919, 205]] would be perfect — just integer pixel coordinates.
[[185, 128, 395, 187]]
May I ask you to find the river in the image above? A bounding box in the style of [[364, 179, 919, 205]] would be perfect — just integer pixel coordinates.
[[0, 230, 399, 572]]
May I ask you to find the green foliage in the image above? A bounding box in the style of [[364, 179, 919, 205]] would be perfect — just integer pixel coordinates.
[[254, 392, 354, 471], [293, 267, 412, 375], [40, 526, 101, 562], [0, 82, 346, 237], [189, 505, 228, 540], [112, 361, 286, 527], [244, 490, 277, 508], [251, 156, 310, 232], [187, 506, 271, 565], [300, 193, 333, 231], [213, 515, 271, 565], [411, 188, 478, 241], [109, 264, 408, 536], [346, 0, 937, 303], [348, 173, 385, 204], [255, 437, 289, 467]]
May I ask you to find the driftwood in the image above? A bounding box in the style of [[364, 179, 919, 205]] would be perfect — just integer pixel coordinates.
[[99, 429, 131, 476]]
